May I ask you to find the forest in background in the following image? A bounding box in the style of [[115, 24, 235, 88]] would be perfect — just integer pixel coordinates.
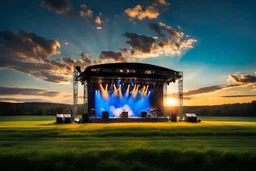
[[0, 101, 255, 117]]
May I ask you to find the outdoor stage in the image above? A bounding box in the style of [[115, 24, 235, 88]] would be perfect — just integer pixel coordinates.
[[74, 62, 183, 123]]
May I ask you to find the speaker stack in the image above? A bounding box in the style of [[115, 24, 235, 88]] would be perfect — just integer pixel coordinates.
[[82, 113, 90, 123], [141, 112, 147, 117], [56, 114, 64, 123], [171, 114, 177, 122], [102, 111, 109, 119]]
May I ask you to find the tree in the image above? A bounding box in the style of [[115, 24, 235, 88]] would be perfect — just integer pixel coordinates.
[[62, 108, 71, 114]]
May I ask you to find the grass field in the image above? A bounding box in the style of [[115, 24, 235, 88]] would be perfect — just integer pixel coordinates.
[[1, 116, 256, 171]]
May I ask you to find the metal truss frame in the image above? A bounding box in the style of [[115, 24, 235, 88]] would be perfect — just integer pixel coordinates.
[[178, 72, 183, 118], [73, 70, 79, 118]]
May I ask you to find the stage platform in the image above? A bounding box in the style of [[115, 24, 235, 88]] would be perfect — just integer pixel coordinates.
[[89, 117, 169, 123]]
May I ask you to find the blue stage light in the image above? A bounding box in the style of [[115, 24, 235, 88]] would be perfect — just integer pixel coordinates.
[[95, 86, 151, 117]]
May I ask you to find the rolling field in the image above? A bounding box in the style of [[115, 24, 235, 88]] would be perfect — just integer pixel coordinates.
[[1, 116, 256, 171]]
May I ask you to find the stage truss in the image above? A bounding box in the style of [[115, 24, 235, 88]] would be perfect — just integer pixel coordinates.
[[72, 63, 184, 119]]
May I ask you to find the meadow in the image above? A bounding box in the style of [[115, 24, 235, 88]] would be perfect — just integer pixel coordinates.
[[1, 116, 256, 171]]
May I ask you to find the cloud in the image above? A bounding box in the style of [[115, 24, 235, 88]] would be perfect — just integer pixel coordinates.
[[184, 84, 240, 96], [0, 98, 50, 103], [0, 30, 94, 83], [80, 3, 93, 18], [152, 0, 170, 6], [95, 16, 103, 24], [221, 95, 256, 98], [148, 23, 165, 37], [229, 74, 256, 84], [124, 32, 156, 54], [41, 0, 74, 17], [80, 10, 93, 18], [96, 27, 102, 30], [0, 86, 60, 96], [159, 22, 183, 42], [99, 51, 126, 62], [158, 0, 169, 5], [123, 25, 197, 58], [125, 5, 159, 20], [120, 48, 129, 53]]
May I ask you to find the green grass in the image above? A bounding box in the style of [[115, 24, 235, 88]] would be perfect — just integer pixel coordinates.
[[1, 116, 256, 171]]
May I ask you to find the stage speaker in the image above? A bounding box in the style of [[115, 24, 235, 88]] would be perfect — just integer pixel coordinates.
[[82, 113, 90, 123], [63, 114, 72, 123], [102, 111, 109, 119], [120, 111, 128, 118], [56, 114, 63, 124], [141, 112, 147, 117], [171, 114, 177, 122]]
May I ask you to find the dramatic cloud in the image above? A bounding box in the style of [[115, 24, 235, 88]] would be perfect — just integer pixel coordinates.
[[124, 32, 156, 53], [149, 22, 184, 42], [123, 24, 197, 58], [0, 30, 94, 83], [95, 16, 103, 24], [0, 86, 60, 96], [99, 51, 126, 62], [229, 74, 256, 84], [41, 0, 74, 17], [125, 5, 159, 20], [184, 84, 240, 96], [148, 23, 165, 37]]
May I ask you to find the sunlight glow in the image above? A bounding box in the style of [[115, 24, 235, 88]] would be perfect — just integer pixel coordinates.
[[166, 97, 178, 106]]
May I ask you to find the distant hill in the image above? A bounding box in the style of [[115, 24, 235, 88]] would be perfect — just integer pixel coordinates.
[[0, 101, 255, 116]]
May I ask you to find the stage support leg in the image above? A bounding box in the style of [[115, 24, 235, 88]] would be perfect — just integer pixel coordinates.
[[73, 70, 79, 119], [84, 81, 88, 114], [163, 83, 168, 117], [178, 72, 183, 119]]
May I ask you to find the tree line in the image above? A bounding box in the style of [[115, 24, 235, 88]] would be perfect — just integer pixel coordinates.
[[0, 101, 255, 116]]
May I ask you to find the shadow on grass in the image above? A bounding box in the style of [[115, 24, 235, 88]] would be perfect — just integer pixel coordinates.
[[0, 148, 255, 171]]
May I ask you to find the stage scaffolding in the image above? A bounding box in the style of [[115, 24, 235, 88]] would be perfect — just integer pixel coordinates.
[[73, 63, 184, 119], [73, 70, 79, 118]]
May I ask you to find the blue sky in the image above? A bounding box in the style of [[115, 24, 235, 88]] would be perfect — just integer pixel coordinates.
[[0, 0, 255, 105]]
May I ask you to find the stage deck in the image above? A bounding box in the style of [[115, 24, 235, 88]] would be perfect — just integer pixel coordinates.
[[89, 117, 169, 123]]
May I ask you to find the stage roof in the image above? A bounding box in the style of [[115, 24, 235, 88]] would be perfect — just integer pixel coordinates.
[[76, 62, 182, 84]]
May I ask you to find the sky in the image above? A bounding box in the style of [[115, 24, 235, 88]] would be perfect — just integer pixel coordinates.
[[0, 0, 256, 106]]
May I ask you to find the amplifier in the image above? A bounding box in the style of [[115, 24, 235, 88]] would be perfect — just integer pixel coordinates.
[[141, 112, 147, 117], [102, 111, 109, 119], [121, 111, 128, 118]]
